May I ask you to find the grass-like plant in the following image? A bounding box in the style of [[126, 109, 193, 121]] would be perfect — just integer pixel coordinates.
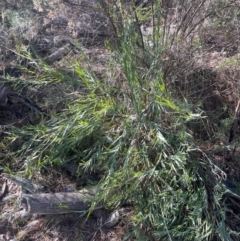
[[3, 0, 240, 240]]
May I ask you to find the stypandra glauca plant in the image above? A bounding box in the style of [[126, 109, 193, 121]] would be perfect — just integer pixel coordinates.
[[6, 0, 237, 240]]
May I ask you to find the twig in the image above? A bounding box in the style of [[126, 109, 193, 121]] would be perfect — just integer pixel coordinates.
[[134, 9, 145, 50], [0, 180, 8, 201]]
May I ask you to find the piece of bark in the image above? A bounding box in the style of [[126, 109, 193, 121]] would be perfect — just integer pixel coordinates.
[[44, 44, 71, 64], [21, 190, 99, 214], [103, 208, 127, 228], [4, 174, 44, 194], [103, 209, 121, 228]]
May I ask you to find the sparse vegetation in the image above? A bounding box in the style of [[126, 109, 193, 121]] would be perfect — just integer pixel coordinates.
[[1, 0, 240, 240]]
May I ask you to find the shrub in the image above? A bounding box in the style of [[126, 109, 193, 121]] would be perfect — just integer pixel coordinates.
[[4, 0, 240, 240]]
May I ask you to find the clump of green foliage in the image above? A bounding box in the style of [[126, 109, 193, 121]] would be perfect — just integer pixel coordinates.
[[4, 0, 240, 240]]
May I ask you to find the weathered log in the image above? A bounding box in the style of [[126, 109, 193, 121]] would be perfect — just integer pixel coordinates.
[[21, 190, 99, 215]]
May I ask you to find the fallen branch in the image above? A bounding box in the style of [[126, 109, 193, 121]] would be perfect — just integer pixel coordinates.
[[3, 173, 126, 227], [21, 190, 99, 215]]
